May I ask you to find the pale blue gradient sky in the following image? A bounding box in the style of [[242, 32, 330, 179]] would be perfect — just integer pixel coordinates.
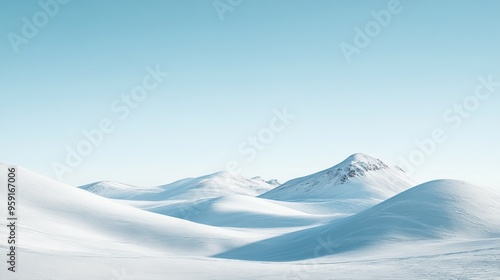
[[0, 0, 499, 188]]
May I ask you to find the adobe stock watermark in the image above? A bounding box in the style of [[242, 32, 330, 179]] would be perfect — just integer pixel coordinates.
[[8, 0, 70, 54], [51, 65, 169, 181], [339, 0, 408, 64], [398, 74, 499, 174], [225, 107, 296, 175], [213, 0, 243, 21]]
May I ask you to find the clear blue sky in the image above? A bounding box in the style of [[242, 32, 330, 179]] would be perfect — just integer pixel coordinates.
[[1, 0, 499, 188]]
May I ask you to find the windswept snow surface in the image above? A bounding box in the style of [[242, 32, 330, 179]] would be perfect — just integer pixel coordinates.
[[1, 156, 500, 280]]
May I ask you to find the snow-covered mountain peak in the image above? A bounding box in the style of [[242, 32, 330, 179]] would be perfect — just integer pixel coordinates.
[[331, 153, 391, 184], [260, 153, 416, 201], [341, 153, 388, 166]]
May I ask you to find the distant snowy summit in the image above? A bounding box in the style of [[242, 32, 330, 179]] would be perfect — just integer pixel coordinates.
[[260, 153, 416, 201]]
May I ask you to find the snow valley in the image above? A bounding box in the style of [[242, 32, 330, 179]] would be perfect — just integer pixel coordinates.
[[1, 153, 500, 280]]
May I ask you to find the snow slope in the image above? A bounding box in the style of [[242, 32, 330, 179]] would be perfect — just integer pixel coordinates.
[[137, 194, 333, 228], [217, 180, 500, 261], [0, 166, 270, 257], [260, 153, 416, 201]]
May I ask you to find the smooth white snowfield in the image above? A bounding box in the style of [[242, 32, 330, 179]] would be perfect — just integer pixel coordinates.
[[1, 159, 500, 280]]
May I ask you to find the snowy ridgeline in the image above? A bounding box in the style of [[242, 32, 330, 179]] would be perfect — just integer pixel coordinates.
[[1, 153, 500, 280]]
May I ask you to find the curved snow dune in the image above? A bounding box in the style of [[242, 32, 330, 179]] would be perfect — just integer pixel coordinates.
[[216, 180, 500, 261], [81, 171, 275, 201], [132, 194, 334, 228], [260, 153, 415, 201], [0, 167, 269, 256]]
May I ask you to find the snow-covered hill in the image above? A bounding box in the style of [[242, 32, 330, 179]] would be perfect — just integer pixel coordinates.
[[260, 153, 416, 201], [217, 180, 500, 261], [81, 171, 277, 201]]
